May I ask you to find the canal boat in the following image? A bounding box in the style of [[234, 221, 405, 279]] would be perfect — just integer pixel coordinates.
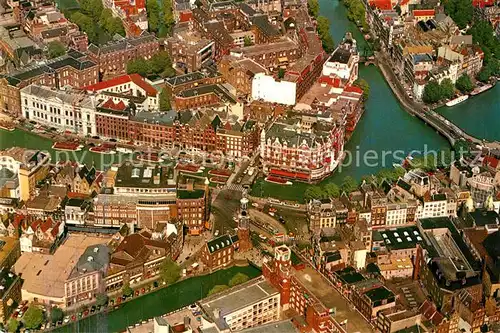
[[470, 83, 493, 96], [137, 152, 163, 163], [446, 95, 469, 107], [116, 147, 134, 154], [52, 142, 83, 151], [265, 176, 293, 185], [89, 145, 116, 154]]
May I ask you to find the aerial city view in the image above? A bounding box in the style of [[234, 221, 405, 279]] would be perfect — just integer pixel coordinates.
[[0, 0, 499, 330]]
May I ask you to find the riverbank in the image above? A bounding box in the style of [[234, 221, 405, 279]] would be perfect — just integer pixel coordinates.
[[53, 265, 261, 333]]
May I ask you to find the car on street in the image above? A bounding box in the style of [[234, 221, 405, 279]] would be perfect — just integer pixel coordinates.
[[64, 316, 70, 323]]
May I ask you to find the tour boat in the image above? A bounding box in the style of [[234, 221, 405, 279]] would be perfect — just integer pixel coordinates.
[[116, 147, 134, 154], [0, 122, 15, 131], [137, 152, 163, 163], [265, 176, 293, 185], [445, 95, 469, 107], [52, 142, 83, 151], [470, 83, 493, 96], [89, 145, 116, 154]]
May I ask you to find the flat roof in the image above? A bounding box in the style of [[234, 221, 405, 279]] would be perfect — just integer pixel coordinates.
[[13, 234, 106, 299], [241, 320, 299, 333], [200, 276, 279, 317], [292, 266, 373, 333], [376, 226, 423, 250], [0, 236, 19, 266], [335, 266, 365, 284]]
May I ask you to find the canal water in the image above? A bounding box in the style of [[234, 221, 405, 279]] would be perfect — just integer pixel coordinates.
[[54, 265, 261, 333], [251, 0, 449, 202], [436, 84, 500, 141]]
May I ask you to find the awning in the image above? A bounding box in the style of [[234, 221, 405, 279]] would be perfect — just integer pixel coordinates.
[[278, 57, 288, 63]]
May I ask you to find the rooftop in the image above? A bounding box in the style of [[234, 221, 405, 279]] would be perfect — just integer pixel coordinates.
[[68, 244, 109, 280], [177, 189, 205, 200], [200, 276, 279, 319], [364, 286, 395, 303], [335, 266, 366, 284], [13, 234, 105, 299], [0, 237, 19, 266], [375, 226, 423, 250], [114, 162, 174, 189], [240, 320, 299, 333]]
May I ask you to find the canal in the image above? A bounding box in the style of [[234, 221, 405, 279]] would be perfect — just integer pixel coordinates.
[[436, 84, 500, 142], [54, 265, 261, 333], [251, 0, 449, 202]]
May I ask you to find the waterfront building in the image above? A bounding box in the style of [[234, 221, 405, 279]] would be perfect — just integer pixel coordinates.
[[307, 199, 337, 233], [20, 85, 97, 136], [437, 44, 484, 78], [64, 244, 109, 308], [199, 276, 280, 331], [83, 74, 160, 111], [166, 27, 216, 73], [322, 33, 359, 84], [260, 115, 344, 183], [94, 99, 134, 141], [200, 234, 238, 270], [87, 33, 159, 78], [106, 226, 182, 291], [0, 148, 50, 202], [215, 119, 260, 158], [467, 169, 495, 207], [0, 50, 98, 116]]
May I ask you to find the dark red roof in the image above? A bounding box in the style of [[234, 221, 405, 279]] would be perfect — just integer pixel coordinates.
[[51, 221, 61, 237], [413, 9, 435, 16], [369, 0, 392, 10], [318, 76, 341, 88], [484, 156, 499, 169], [40, 217, 53, 233], [344, 85, 363, 94]]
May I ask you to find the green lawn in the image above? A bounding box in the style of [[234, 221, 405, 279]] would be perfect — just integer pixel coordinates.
[[56, 0, 80, 10], [251, 177, 310, 203]]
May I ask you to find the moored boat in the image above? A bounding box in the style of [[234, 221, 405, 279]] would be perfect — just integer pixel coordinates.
[[116, 147, 134, 154], [446, 95, 469, 107], [265, 176, 293, 185], [89, 145, 116, 154], [470, 83, 493, 96], [52, 142, 83, 151]]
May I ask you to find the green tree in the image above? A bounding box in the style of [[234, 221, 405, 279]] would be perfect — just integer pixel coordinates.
[[7, 319, 19, 333], [23, 305, 44, 329], [443, 0, 473, 29], [439, 78, 455, 100], [278, 68, 286, 79], [163, 0, 175, 35], [468, 21, 500, 66], [455, 74, 473, 93], [422, 81, 442, 104], [341, 176, 358, 193], [50, 307, 64, 323], [159, 88, 172, 110], [80, 0, 103, 18], [146, 0, 160, 33], [323, 183, 340, 198], [228, 273, 250, 287], [304, 186, 326, 201], [194, 0, 203, 7], [409, 154, 437, 171], [150, 51, 175, 76], [316, 16, 335, 53], [71, 12, 97, 43], [243, 36, 253, 46], [47, 41, 66, 59], [122, 282, 133, 297], [308, 0, 319, 18], [208, 285, 229, 296], [477, 67, 491, 83], [127, 58, 150, 77], [353, 78, 370, 101], [96, 293, 109, 306], [159, 258, 181, 285], [105, 17, 125, 36]]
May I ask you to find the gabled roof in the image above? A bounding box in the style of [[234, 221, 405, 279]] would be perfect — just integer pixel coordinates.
[[83, 73, 158, 97], [206, 234, 236, 254]]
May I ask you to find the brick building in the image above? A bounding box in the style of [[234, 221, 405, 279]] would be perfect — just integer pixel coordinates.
[[219, 54, 266, 97], [164, 68, 223, 96], [0, 50, 98, 116], [201, 234, 238, 270], [176, 185, 208, 235], [166, 27, 215, 72], [260, 115, 344, 182], [87, 33, 159, 78]]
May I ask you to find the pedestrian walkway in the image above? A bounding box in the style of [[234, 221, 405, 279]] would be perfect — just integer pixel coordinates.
[[224, 184, 244, 191]]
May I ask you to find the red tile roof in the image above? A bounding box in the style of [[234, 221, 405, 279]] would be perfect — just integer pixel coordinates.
[[179, 11, 193, 22], [400, 0, 410, 6], [84, 74, 158, 97], [413, 9, 436, 17], [101, 99, 127, 111], [30, 219, 42, 231], [40, 217, 53, 233], [344, 85, 363, 94], [319, 76, 341, 88], [51, 221, 61, 237], [483, 156, 499, 169], [369, 0, 393, 10], [473, 0, 495, 7]]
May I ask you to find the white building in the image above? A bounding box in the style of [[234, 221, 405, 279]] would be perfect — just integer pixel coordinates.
[[20, 85, 97, 136], [385, 203, 408, 226], [200, 276, 280, 332], [322, 33, 359, 84], [417, 193, 449, 219], [83, 73, 160, 111], [252, 73, 296, 105], [64, 198, 90, 225]]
